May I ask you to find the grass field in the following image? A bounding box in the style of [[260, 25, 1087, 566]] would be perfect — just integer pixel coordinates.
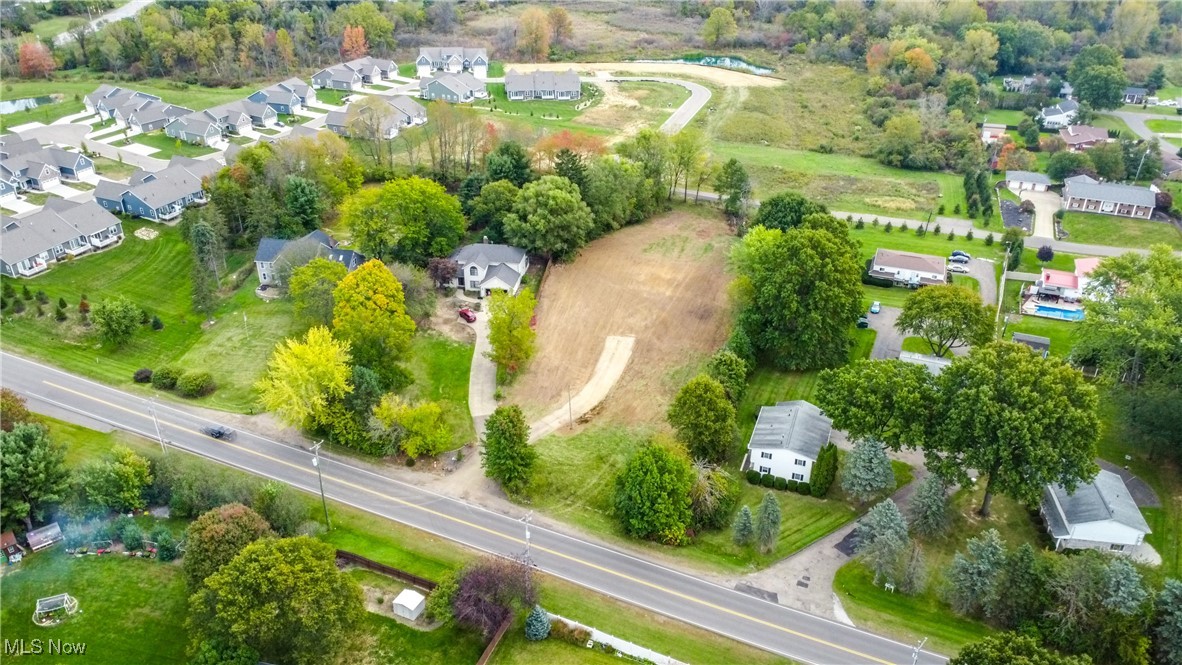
[[89, 156, 139, 181], [1015, 246, 1077, 273], [1146, 118, 1182, 134], [130, 132, 218, 158], [849, 221, 1005, 263], [1090, 114, 1136, 140], [313, 89, 351, 106], [900, 336, 929, 354], [711, 143, 967, 220], [1059, 211, 1182, 249], [404, 333, 476, 447], [975, 109, 1027, 127]]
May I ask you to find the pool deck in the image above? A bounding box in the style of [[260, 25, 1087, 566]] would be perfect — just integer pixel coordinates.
[[1021, 296, 1084, 321]]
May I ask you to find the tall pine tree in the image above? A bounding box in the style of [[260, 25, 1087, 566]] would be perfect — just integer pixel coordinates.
[[732, 504, 754, 546], [841, 439, 895, 504], [755, 492, 781, 554]]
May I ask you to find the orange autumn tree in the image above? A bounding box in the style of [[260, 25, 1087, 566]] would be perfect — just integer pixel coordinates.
[[996, 142, 1036, 171], [532, 130, 606, 171], [18, 40, 55, 79], [341, 25, 368, 60]]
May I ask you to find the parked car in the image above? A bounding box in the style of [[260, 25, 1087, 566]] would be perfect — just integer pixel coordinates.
[[951, 250, 973, 259], [856, 316, 869, 329], [869, 301, 881, 314], [949, 264, 970, 274], [949, 255, 971, 264], [201, 425, 235, 441], [1158, 99, 1177, 107], [276, 121, 286, 127], [458, 308, 477, 323]]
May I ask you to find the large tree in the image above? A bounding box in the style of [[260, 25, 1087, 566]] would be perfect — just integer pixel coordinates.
[[341, 177, 466, 264], [666, 374, 736, 464], [841, 439, 896, 504], [288, 258, 347, 328], [468, 180, 520, 241], [816, 360, 937, 451], [732, 219, 863, 370], [502, 175, 595, 261], [950, 634, 1092, 665], [896, 285, 993, 358], [751, 191, 828, 232], [614, 441, 695, 545], [1074, 65, 1129, 110], [91, 296, 141, 347], [713, 158, 751, 220], [183, 503, 274, 590], [75, 445, 152, 513], [700, 7, 738, 46], [255, 326, 353, 429], [1, 388, 39, 432], [854, 499, 909, 586], [453, 557, 537, 638], [190, 537, 364, 665], [486, 141, 534, 187], [487, 288, 537, 376], [515, 6, 551, 61], [481, 405, 535, 497], [333, 260, 417, 374], [1156, 578, 1182, 665], [926, 341, 1100, 516], [0, 424, 69, 532]]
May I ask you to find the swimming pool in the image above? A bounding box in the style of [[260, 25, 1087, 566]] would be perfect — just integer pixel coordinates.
[[1034, 305, 1084, 321]]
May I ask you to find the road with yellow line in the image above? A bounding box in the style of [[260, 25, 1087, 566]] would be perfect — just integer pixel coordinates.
[[2, 352, 948, 665]]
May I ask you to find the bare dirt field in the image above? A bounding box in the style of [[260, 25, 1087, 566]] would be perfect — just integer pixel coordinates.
[[502, 61, 782, 88], [506, 208, 735, 426]]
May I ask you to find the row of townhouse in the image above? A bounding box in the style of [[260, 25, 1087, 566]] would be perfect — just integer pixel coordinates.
[[84, 85, 194, 133], [503, 69, 582, 101], [94, 156, 220, 222], [1, 198, 124, 278], [248, 77, 318, 115], [416, 47, 488, 79], [312, 56, 398, 92], [0, 137, 95, 201], [164, 99, 278, 147], [419, 72, 488, 103], [325, 95, 427, 139]]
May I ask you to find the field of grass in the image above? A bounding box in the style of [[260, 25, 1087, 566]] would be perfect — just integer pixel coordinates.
[[850, 221, 1004, 263], [975, 109, 1027, 127], [1059, 211, 1182, 249], [314, 89, 351, 106], [712, 143, 967, 220], [131, 132, 218, 158], [1146, 118, 1182, 134], [1090, 114, 1136, 140], [1015, 246, 1078, 273], [485, 83, 595, 117], [403, 333, 476, 447], [89, 156, 139, 181], [900, 336, 929, 354]]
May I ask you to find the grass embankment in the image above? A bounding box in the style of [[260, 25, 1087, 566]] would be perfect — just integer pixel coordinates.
[[404, 333, 476, 447], [1146, 118, 1182, 134], [1059, 211, 1182, 250]]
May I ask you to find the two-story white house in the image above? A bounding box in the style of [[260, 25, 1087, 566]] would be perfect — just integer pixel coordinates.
[[743, 400, 832, 484], [416, 47, 488, 79], [449, 242, 529, 297]]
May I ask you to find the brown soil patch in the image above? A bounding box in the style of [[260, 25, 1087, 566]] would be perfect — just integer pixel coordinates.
[[575, 79, 647, 138], [423, 295, 477, 344], [506, 209, 734, 425], [502, 61, 782, 88]]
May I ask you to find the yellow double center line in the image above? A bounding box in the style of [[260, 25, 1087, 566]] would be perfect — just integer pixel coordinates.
[[45, 380, 900, 665]]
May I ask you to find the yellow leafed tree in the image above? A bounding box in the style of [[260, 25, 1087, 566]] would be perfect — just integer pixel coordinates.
[[255, 326, 353, 428]]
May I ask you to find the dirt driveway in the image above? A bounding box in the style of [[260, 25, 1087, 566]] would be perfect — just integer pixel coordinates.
[[506, 209, 735, 426], [502, 61, 782, 88]]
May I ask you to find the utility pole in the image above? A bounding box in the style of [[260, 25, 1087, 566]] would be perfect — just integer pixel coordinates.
[[311, 441, 331, 530], [995, 245, 1010, 328], [520, 511, 534, 566], [1134, 148, 1151, 182], [148, 398, 165, 454], [911, 637, 928, 665], [567, 384, 573, 430]]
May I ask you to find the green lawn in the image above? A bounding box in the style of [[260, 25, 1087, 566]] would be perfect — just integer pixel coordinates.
[[951, 274, 980, 293], [404, 333, 476, 447], [1146, 118, 1181, 134], [492, 624, 622, 665], [1059, 211, 1182, 249], [1090, 114, 1136, 140], [130, 132, 218, 158], [90, 156, 139, 181], [711, 143, 968, 220], [900, 336, 929, 354], [850, 222, 1004, 263], [64, 180, 96, 192], [0, 553, 189, 664], [975, 109, 1027, 127], [313, 89, 351, 106], [1015, 246, 1078, 273], [475, 83, 613, 136]]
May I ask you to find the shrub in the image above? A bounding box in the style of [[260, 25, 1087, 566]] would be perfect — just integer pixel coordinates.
[[900, 222, 908, 232], [35, 290, 48, 304], [947, 231, 955, 240], [54, 306, 67, 321], [120, 523, 145, 550], [35, 304, 44, 317], [425, 570, 458, 624], [1, 283, 12, 299], [774, 477, 788, 491], [133, 368, 153, 383], [152, 526, 180, 561], [550, 619, 591, 646], [176, 372, 216, 398], [985, 233, 994, 246], [151, 315, 163, 330], [786, 479, 800, 493], [525, 605, 551, 641], [11, 299, 25, 314], [0, 297, 7, 311], [78, 298, 90, 315], [111, 514, 136, 539], [854, 219, 864, 229], [1037, 245, 1054, 262], [21, 285, 32, 300], [884, 221, 893, 233], [937, 204, 945, 214], [796, 482, 811, 496], [57, 297, 67, 309], [152, 366, 181, 390], [933, 224, 941, 234], [760, 473, 775, 488], [810, 443, 838, 497], [966, 230, 974, 241], [953, 203, 961, 214], [746, 469, 761, 485]]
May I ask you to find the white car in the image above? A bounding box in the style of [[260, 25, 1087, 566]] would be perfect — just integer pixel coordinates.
[[949, 264, 970, 274], [1157, 99, 1177, 107]]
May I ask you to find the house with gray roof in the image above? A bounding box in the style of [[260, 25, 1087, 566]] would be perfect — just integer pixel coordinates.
[[416, 47, 488, 79], [1, 199, 123, 278], [254, 229, 364, 286], [420, 72, 487, 103], [0, 138, 94, 193], [121, 100, 194, 133], [163, 113, 222, 146], [448, 241, 529, 297], [94, 156, 218, 222], [504, 69, 582, 101], [743, 400, 832, 484], [1012, 332, 1051, 358], [1123, 87, 1149, 104], [312, 65, 363, 92], [1062, 174, 1156, 219], [869, 249, 947, 287], [326, 96, 427, 139], [1041, 469, 1151, 555], [260, 125, 321, 146], [84, 84, 161, 119], [344, 56, 397, 83], [1059, 124, 1110, 152], [249, 78, 317, 115], [1006, 171, 1051, 192], [1039, 99, 1079, 129], [898, 351, 952, 375]]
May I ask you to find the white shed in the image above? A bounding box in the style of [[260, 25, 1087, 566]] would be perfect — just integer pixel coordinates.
[[393, 589, 426, 621]]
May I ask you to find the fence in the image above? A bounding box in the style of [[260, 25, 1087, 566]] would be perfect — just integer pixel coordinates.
[[334, 549, 436, 591], [548, 612, 688, 665], [475, 617, 514, 665]]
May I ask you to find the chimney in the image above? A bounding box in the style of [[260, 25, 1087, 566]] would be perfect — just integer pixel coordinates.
[[482, 235, 489, 244]]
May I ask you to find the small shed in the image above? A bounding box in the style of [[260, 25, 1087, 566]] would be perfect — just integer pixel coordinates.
[[26, 523, 63, 552], [392, 588, 426, 621], [1, 531, 25, 564], [1012, 332, 1051, 358]]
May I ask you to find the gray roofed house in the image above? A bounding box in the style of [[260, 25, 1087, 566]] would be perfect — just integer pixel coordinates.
[[122, 101, 194, 133], [1006, 170, 1052, 192], [416, 47, 489, 79], [254, 229, 363, 286], [344, 56, 397, 83], [869, 249, 947, 287], [249, 78, 317, 114], [504, 69, 582, 101], [1062, 174, 1156, 219], [420, 72, 487, 103], [1123, 87, 1149, 104], [0, 139, 94, 192], [449, 242, 529, 297], [1, 200, 124, 278], [386, 96, 427, 125], [261, 124, 321, 145], [85, 85, 161, 117], [98, 156, 218, 222], [312, 65, 363, 92], [326, 95, 427, 139], [898, 351, 953, 375], [163, 113, 222, 146], [744, 400, 832, 484], [1039, 99, 1079, 129], [1041, 469, 1151, 555], [1059, 124, 1110, 152], [1012, 332, 1051, 357]]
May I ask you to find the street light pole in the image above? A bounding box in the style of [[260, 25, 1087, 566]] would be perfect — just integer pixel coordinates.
[[310, 441, 331, 530], [911, 637, 928, 665], [148, 398, 165, 454]]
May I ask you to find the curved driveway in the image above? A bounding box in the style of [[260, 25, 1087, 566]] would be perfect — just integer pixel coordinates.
[[53, 0, 153, 45], [1106, 110, 1182, 174], [607, 76, 711, 134], [2, 352, 947, 665]]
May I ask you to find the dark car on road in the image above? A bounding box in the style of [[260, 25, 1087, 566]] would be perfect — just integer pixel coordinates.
[[951, 250, 972, 259], [201, 425, 235, 441], [949, 255, 970, 264], [458, 308, 477, 323]]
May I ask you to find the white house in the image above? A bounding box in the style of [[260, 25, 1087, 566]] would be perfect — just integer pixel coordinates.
[[1062, 175, 1156, 219], [743, 400, 831, 483], [1031, 256, 1101, 302], [868, 249, 947, 287], [416, 47, 488, 79], [980, 122, 1006, 145], [449, 242, 529, 297], [1038, 99, 1079, 129], [1006, 170, 1051, 192], [1041, 469, 1151, 555]]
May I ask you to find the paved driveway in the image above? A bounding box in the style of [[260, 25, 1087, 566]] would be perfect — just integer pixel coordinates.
[[465, 309, 497, 437], [964, 258, 997, 306], [868, 305, 903, 359], [1015, 188, 1061, 239]]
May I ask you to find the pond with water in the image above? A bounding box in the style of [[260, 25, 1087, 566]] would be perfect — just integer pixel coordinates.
[[0, 95, 56, 115], [634, 55, 774, 76]]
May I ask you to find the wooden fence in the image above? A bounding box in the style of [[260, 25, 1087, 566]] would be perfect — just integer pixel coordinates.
[[475, 617, 513, 665], [334, 549, 437, 591]]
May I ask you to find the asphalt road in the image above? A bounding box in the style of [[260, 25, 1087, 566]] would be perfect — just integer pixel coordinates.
[[607, 76, 711, 134], [53, 0, 153, 46], [2, 352, 947, 665]]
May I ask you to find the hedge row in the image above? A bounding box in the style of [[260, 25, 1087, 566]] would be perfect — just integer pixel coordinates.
[[745, 469, 811, 496], [136, 366, 217, 398]]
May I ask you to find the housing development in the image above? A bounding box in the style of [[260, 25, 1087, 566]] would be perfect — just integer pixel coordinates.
[[0, 2, 1179, 665]]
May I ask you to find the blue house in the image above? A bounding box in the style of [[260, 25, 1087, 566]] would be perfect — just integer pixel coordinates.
[[93, 156, 220, 222], [249, 78, 316, 115]]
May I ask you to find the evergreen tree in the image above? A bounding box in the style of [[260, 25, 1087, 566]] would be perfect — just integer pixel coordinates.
[[554, 149, 587, 193], [946, 529, 1007, 616], [754, 492, 781, 554], [524, 604, 550, 641], [991, 543, 1049, 628], [896, 542, 927, 595], [732, 505, 754, 546], [909, 475, 950, 537], [1155, 578, 1182, 665], [809, 443, 839, 497], [841, 439, 895, 503], [854, 499, 909, 586], [481, 405, 536, 497], [1103, 558, 1148, 616]]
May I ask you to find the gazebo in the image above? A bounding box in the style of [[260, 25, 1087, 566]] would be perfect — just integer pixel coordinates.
[[33, 594, 79, 626]]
